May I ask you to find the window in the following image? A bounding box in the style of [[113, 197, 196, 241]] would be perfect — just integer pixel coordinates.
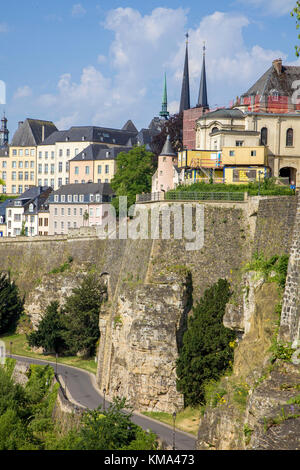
[[29, 204, 34, 212], [25, 172, 29, 181], [18, 172, 23, 180], [2, 161, 6, 168], [251, 150, 257, 157], [66, 149, 70, 157], [44, 218, 48, 227], [18, 185, 23, 194], [12, 186, 16, 194], [31, 149, 35, 156], [59, 149, 63, 157], [73, 195, 78, 202], [50, 179, 54, 188], [61, 195, 65, 202], [45, 151, 48, 159], [58, 162, 63, 172], [54, 207, 58, 215], [39, 218, 43, 226], [44, 164, 48, 174], [74, 208, 77, 216], [25, 161, 29, 168], [39, 152, 42, 159], [96, 207, 100, 217], [79, 195, 84, 202], [44, 179, 48, 186], [66, 162, 69, 171], [68, 208, 71, 216], [2, 171, 6, 180], [229, 150, 235, 157], [38, 164, 42, 174], [13, 150, 17, 156], [80, 208, 83, 216], [38, 179, 42, 186], [19, 149, 23, 156], [75, 166, 79, 175], [12, 171, 16, 180], [14, 214, 21, 222], [25, 149, 29, 156], [81, 180, 85, 184], [211, 127, 219, 134], [30, 216, 34, 224], [61, 221, 64, 230], [89, 194, 94, 202], [51, 164, 55, 174], [2, 185, 6, 193], [19, 161, 23, 168], [12, 161, 16, 168], [51, 151, 55, 159], [236, 141, 244, 147], [286, 128, 293, 147], [65, 178, 69, 185], [85, 166, 90, 175], [30, 161, 34, 168], [105, 165, 109, 174], [67, 195, 72, 203], [68, 221, 71, 229], [260, 127, 268, 146], [105, 179, 108, 183], [74, 222, 77, 228], [97, 165, 102, 174], [75, 148, 78, 156], [58, 178, 62, 187], [30, 172, 34, 181], [61, 208, 64, 216], [96, 194, 100, 202], [89, 208, 93, 217], [54, 221, 57, 229]]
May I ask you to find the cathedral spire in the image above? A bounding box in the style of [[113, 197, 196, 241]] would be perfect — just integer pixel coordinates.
[[197, 42, 209, 110], [0, 111, 9, 146], [159, 73, 170, 120], [179, 33, 190, 114]]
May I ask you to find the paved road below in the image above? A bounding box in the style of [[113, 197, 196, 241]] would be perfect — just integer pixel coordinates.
[[12, 354, 196, 450]]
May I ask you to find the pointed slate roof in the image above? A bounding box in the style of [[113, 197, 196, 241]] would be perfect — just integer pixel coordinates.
[[160, 135, 176, 157], [122, 120, 138, 133], [197, 45, 209, 110], [179, 36, 191, 113], [11, 119, 58, 146], [159, 73, 169, 119]]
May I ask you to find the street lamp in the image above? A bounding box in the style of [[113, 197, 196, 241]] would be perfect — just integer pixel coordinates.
[[103, 387, 106, 412], [172, 411, 177, 450]]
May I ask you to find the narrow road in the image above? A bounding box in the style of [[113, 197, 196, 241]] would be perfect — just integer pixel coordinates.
[[12, 354, 196, 450]]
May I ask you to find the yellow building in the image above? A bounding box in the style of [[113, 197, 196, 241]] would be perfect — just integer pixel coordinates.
[[222, 146, 268, 166]]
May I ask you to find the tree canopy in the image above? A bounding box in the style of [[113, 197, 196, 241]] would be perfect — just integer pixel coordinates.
[[110, 145, 153, 212], [0, 272, 24, 334], [151, 113, 183, 168], [176, 279, 236, 406], [28, 301, 66, 354]]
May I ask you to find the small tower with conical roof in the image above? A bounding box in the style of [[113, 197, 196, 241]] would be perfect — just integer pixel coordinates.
[[159, 73, 170, 120], [0, 112, 9, 146], [179, 33, 191, 114], [197, 42, 209, 110], [152, 134, 178, 193]]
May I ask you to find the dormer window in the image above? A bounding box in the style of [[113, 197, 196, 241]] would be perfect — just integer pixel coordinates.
[[211, 127, 219, 134], [82, 136, 86, 141], [65, 137, 70, 141], [29, 204, 34, 212], [90, 195, 94, 202], [61, 195, 65, 202], [54, 195, 59, 202]]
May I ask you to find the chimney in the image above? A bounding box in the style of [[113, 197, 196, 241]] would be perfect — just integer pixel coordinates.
[[273, 58, 282, 75], [42, 125, 45, 142]]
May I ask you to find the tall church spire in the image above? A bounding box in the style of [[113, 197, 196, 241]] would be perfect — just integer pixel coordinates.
[[197, 42, 209, 110], [159, 73, 170, 120], [0, 112, 9, 146], [179, 33, 190, 114]]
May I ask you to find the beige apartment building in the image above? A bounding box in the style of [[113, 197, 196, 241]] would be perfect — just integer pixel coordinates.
[[37, 125, 138, 190], [0, 119, 57, 195], [69, 145, 131, 185], [48, 182, 113, 235]]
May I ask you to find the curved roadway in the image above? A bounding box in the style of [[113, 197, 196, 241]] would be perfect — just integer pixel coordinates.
[[12, 354, 196, 450]]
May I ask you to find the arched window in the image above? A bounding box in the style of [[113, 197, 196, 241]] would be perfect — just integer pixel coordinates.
[[211, 127, 219, 134], [286, 128, 293, 147], [260, 127, 268, 146]]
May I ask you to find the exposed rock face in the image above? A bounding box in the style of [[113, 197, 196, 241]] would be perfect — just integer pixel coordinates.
[[97, 272, 191, 413], [25, 269, 87, 328]]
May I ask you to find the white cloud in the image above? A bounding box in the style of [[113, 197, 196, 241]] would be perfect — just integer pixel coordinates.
[[0, 23, 9, 33], [71, 3, 86, 18], [237, 0, 295, 15], [13, 86, 32, 100], [25, 8, 287, 131]]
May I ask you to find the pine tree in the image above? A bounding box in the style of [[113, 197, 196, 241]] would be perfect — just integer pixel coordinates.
[[28, 301, 66, 354], [176, 279, 236, 406], [0, 273, 24, 334]]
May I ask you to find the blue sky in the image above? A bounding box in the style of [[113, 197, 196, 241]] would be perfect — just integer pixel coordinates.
[[0, 0, 299, 137]]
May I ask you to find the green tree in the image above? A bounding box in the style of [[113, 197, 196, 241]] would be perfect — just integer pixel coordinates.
[[62, 274, 106, 356], [176, 279, 236, 406], [110, 146, 153, 213], [28, 301, 66, 354], [0, 272, 24, 334], [58, 397, 158, 450], [292, 2, 300, 56]]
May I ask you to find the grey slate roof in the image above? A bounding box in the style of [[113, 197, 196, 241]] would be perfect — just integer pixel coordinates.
[[40, 126, 138, 146], [160, 135, 176, 157], [71, 144, 132, 162], [0, 199, 13, 220], [122, 120, 138, 132], [11, 119, 58, 146], [23, 187, 53, 215], [179, 42, 191, 113], [199, 108, 245, 120], [242, 64, 300, 97], [0, 146, 9, 157], [6, 186, 52, 209], [49, 182, 114, 199]]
